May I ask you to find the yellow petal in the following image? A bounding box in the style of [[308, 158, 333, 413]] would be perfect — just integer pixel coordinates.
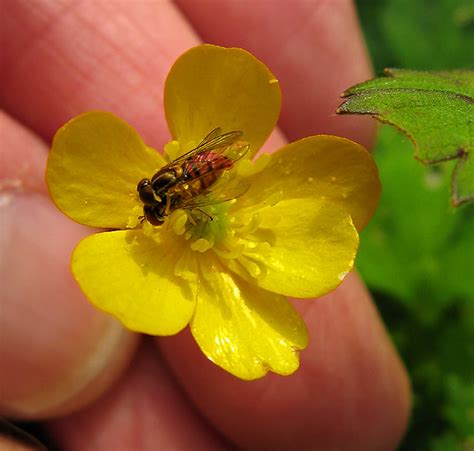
[[192, 258, 308, 380], [164, 44, 281, 157], [236, 135, 380, 231], [46, 111, 165, 228], [227, 198, 359, 298], [71, 229, 196, 335]]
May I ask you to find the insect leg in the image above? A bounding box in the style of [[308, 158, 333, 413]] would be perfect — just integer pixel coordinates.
[[164, 195, 172, 216], [194, 208, 213, 222]]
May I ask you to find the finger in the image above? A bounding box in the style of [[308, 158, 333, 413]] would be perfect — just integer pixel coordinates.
[[159, 273, 410, 450], [47, 341, 227, 451], [0, 111, 139, 419], [2, 1, 409, 448], [0, 0, 201, 421], [0, 109, 47, 195], [1, 0, 198, 147], [174, 0, 376, 148], [1, 0, 196, 418]]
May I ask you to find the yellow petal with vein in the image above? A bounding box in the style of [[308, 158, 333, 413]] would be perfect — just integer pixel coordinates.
[[192, 259, 308, 380], [72, 229, 196, 335], [164, 44, 281, 157], [227, 198, 359, 298], [236, 135, 380, 231], [46, 111, 165, 228]]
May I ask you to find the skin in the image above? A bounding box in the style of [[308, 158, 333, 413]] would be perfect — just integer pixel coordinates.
[[1, 1, 411, 449]]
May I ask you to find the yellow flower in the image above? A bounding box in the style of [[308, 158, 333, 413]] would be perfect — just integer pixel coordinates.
[[46, 45, 380, 380]]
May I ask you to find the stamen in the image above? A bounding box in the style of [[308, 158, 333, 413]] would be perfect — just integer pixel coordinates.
[[237, 255, 262, 278], [232, 212, 262, 234], [169, 210, 188, 235], [127, 204, 145, 228], [191, 237, 214, 252], [241, 237, 271, 257], [236, 153, 270, 177], [213, 235, 245, 259]]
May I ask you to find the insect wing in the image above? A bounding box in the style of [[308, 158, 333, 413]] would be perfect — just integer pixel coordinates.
[[217, 138, 250, 164], [178, 179, 250, 210], [170, 129, 245, 165], [168, 140, 250, 196], [196, 130, 243, 152], [197, 127, 222, 146]]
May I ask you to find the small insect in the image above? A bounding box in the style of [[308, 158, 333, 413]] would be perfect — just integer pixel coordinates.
[[137, 127, 250, 226]]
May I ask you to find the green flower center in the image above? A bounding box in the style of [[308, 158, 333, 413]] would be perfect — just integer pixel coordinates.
[[175, 200, 232, 252], [186, 201, 230, 243]]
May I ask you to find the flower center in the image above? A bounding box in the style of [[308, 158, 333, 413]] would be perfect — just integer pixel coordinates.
[[167, 201, 274, 282], [168, 200, 232, 252], [212, 208, 274, 280], [137, 139, 275, 282]]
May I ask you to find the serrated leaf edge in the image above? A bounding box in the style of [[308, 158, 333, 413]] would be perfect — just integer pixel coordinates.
[[337, 70, 473, 207]]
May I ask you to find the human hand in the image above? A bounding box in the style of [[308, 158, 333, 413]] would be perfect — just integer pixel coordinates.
[[1, 1, 410, 449]]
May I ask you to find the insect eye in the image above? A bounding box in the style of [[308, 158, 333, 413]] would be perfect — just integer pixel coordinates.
[[152, 172, 176, 192], [137, 179, 158, 205], [144, 206, 164, 226], [137, 178, 150, 191]]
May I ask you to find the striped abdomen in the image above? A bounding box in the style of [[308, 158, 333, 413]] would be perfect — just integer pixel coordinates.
[[182, 151, 233, 193]]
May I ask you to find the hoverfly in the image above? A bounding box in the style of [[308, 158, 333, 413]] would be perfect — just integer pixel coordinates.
[[137, 127, 250, 226]]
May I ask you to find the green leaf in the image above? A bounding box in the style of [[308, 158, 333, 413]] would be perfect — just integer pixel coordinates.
[[338, 68, 474, 205], [356, 126, 474, 323]]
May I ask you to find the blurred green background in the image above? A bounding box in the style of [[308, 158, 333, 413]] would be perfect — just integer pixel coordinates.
[[355, 0, 474, 449]]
